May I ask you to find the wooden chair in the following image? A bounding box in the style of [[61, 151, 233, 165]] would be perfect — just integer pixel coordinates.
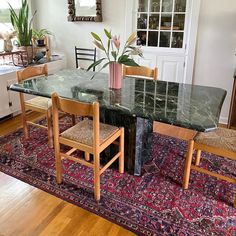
[[51, 92, 124, 201], [183, 127, 236, 208], [75, 46, 96, 71], [17, 64, 53, 147], [123, 65, 158, 80]]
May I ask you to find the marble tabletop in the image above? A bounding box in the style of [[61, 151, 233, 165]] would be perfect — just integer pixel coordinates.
[[10, 69, 227, 132]]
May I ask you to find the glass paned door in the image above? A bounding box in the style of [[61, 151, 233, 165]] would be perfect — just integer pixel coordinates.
[[136, 0, 187, 48]]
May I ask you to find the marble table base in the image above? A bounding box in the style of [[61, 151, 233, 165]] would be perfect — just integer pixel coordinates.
[[100, 109, 153, 175]]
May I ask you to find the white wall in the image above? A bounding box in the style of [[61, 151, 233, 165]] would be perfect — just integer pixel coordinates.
[[32, 0, 236, 123], [193, 0, 236, 123], [32, 0, 127, 69]]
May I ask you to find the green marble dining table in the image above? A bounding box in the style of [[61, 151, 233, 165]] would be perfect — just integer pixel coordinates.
[[9, 69, 227, 175]]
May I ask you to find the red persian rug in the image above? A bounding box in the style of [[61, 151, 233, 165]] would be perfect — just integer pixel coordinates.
[[0, 118, 235, 236]]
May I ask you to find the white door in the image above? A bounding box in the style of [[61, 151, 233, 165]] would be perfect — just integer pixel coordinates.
[[125, 0, 201, 84]]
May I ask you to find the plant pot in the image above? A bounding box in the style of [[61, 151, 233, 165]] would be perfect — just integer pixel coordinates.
[[109, 63, 123, 89], [18, 46, 34, 64], [37, 39, 45, 47]]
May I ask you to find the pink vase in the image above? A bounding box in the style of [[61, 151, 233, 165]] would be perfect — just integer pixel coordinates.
[[109, 63, 122, 89]]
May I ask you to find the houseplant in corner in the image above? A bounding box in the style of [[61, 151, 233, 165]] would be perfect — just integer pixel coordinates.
[[32, 28, 52, 46], [87, 29, 143, 89], [8, 0, 36, 63]]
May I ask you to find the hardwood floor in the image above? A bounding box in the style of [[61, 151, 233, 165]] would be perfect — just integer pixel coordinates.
[[0, 113, 196, 236]]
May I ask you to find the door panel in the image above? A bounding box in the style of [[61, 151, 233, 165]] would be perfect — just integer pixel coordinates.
[[135, 52, 157, 68], [125, 0, 201, 84], [158, 56, 185, 82]]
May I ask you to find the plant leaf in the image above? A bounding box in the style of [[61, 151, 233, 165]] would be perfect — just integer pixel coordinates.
[[90, 61, 114, 80], [107, 39, 111, 55], [111, 51, 117, 61], [104, 29, 112, 39], [120, 58, 140, 67], [93, 40, 105, 51], [91, 32, 102, 42], [118, 55, 129, 63], [8, 0, 36, 46], [87, 58, 107, 71], [126, 32, 137, 45]]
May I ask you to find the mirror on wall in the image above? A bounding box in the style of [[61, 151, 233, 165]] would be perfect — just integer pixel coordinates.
[[67, 0, 102, 22]]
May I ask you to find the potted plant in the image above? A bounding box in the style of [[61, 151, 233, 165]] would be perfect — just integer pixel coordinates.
[[87, 29, 143, 89], [8, 0, 36, 63], [32, 28, 52, 47]]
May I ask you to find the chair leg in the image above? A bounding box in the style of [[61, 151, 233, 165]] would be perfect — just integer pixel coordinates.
[[71, 114, 76, 126], [47, 109, 53, 148], [234, 197, 236, 208], [21, 108, 29, 139], [19, 93, 29, 139], [85, 152, 90, 161], [195, 149, 201, 166], [54, 140, 62, 184], [119, 128, 124, 174], [183, 139, 194, 189], [22, 115, 29, 139], [94, 153, 100, 201]]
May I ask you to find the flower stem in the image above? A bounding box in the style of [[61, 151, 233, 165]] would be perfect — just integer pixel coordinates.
[[101, 39, 111, 62]]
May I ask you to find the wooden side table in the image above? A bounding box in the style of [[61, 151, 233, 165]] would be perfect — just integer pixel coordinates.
[[227, 70, 236, 129]]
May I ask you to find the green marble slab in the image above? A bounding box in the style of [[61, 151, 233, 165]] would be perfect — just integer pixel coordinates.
[[10, 69, 226, 132]]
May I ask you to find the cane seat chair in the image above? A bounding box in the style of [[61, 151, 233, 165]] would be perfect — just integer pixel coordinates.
[[51, 92, 124, 201], [183, 127, 236, 208], [17, 64, 53, 147], [123, 65, 158, 80], [75, 46, 96, 71]]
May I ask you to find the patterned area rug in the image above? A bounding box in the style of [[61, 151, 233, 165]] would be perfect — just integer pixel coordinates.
[[0, 118, 235, 236]]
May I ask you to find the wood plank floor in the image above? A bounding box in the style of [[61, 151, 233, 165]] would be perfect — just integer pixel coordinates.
[[0, 113, 196, 236]]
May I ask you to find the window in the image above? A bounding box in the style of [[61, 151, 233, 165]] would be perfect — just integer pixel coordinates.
[[0, 0, 21, 23], [136, 0, 186, 48], [0, 0, 21, 51]]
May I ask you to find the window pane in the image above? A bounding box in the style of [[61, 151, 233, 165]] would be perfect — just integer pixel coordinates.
[[160, 13, 172, 30], [162, 0, 173, 12], [150, 0, 160, 12], [160, 32, 170, 47], [137, 31, 147, 46], [137, 13, 148, 29], [148, 31, 158, 47], [138, 0, 148, 12], [0, 9, 11, 23], [173, 14, 185, 30], [0, 0, 21, 23], [175, 0, 186, 12], [149, 14, 159, 30], [171, 32, 183, 48]]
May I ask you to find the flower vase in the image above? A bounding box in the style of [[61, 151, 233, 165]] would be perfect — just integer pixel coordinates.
[[109, 63, 122, 89]]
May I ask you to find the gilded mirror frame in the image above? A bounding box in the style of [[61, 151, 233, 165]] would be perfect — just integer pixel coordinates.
[[67, 0, 102, 22]]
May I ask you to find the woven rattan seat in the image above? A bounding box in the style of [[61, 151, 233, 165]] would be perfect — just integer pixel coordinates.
[[25, 97, 52, 109], [194, 127, 236, 153], [61, 119, 119, 146], [183, 127, 236, 208], [52, 92, 124, 201], [17, 65, 54, 147]]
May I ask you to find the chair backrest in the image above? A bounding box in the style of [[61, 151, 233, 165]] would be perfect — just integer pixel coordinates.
[[123, 66, 158, 80], [51, 92, 100, 147], [75, 46, 96, 71], [17, 64, 48, 82]]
